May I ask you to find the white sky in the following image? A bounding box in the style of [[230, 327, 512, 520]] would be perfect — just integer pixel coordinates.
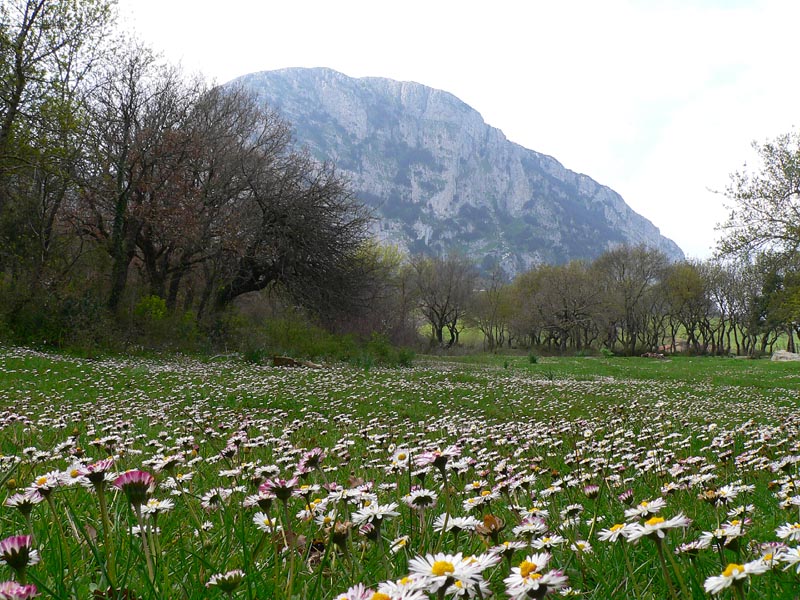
[[115, 0, 800, 260]]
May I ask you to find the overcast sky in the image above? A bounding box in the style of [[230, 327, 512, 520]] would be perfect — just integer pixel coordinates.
[[116, 0, 799, 259]]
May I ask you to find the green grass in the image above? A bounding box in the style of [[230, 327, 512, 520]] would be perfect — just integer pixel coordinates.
[[1, 346, 800, 598]]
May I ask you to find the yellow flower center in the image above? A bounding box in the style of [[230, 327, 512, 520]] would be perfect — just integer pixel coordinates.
[[431, 560, 455, 576], [645, 516, 665, 527], [454, 581, 463, 589], [371, 594, 391, 600], [519, 560, 538, 578], [610, 523, 624, 532], [481, 489, 492, 496], [764, 553, 773, 561], [399, 577, 412, 585], [722, 563, 744, 578], [70, 469, 80, 478], [730, 519, 740, 526], [323, 516, 332, 525], [397, 453, 406, 461], [641, 501, 649, 507], [36, 476, 47, 486]]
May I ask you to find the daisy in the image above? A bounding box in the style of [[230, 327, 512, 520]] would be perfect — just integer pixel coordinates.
[[504, 554, 568, 600], [703, 560, 769, 594], [403, 488, 437, 510], [0, 535, 40, 572], [352, 502, 399, 526], [597, 523, 635, 542], [333, 583, 374, 600], [253, 512, 281, 533], [200, 487, 233, 511], [414, 446, 461, 471], [27, 471, 61, 498], [408, 552, 480, 593], [626, 513, 691, 543], [531, 534, 566, 550], [624, 498, 666, 521], [776, 522, 800, 542], [113, 470, 155, 507], [779, 546, 800, 573], [0, 581, 39, 600], [512, 517, 548, 539], [376, 574, 430, 598], [259, 477, 299, 502], [206, 569, 245, 594], [141, 498, 175, 515], [4, 491, 43, 517], [433, 513, 480, 533]]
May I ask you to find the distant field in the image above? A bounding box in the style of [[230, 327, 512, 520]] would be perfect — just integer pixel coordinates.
[[1, 347, 799, 598]]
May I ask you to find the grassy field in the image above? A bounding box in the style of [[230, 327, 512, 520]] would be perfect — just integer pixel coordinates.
[[1, 347, 799, 599]]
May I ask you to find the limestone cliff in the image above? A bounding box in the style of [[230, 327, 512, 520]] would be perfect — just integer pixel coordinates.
[[230, 67, 684, 273]]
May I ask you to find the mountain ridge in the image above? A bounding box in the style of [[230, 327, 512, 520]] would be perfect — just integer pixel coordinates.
[[229, 67, 684, 273]]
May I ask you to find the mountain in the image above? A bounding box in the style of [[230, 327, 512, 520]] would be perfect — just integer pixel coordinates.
[[229, 67, 684, 273]]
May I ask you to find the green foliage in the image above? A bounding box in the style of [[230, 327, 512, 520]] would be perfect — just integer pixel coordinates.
[[239, 317, 414, 368], [134, 295, 168, 322], [528, 352, 539, 364], [601, 347, 616, 358]]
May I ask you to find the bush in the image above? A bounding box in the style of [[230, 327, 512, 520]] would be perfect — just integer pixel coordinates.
[[601, 347, 615, 358], [528, 352, 539, 364]]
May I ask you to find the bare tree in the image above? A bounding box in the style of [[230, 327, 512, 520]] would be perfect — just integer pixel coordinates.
[[412, 253, 477, 347], [592, 245, 668, 355]]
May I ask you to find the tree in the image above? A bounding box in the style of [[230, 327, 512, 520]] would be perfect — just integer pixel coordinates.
[[0, 0, 114, 215], [469, 266, 513, 351], [0, 0, 115, 313], [412, 253, 476, 347], [592, 245, 668, 355], [717, 131, 800, 260]]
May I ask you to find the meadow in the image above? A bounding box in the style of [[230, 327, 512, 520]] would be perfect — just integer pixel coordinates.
[[1, 347, 800, 599]]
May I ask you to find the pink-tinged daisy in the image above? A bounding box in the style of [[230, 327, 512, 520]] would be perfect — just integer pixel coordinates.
[[414, 445, 461, 471], [333, 583, 374, 600], [511, 516, 548, 539], [0, 581, 39, 599], [703, 560, 769, 594], [243, 490, 276, 511], [626, 513, 691, 543], [4, 491, 43, 517], [259, 477, 299, 502], [112, 470, 155, 507], [776, 522, 800, 542], [297, 448, 326, 472], [0, 535, 40, 572], [206, 569, 245, 594], [78, 457, 115, 488]]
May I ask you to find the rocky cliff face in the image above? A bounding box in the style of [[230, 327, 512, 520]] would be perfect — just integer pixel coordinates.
[[230, 67, 684, 273]]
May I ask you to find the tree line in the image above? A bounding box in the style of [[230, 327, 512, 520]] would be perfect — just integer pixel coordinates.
[[407, 247, 799, 356], [0, 1, 383, 348], [3, 1, 800, 356]]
